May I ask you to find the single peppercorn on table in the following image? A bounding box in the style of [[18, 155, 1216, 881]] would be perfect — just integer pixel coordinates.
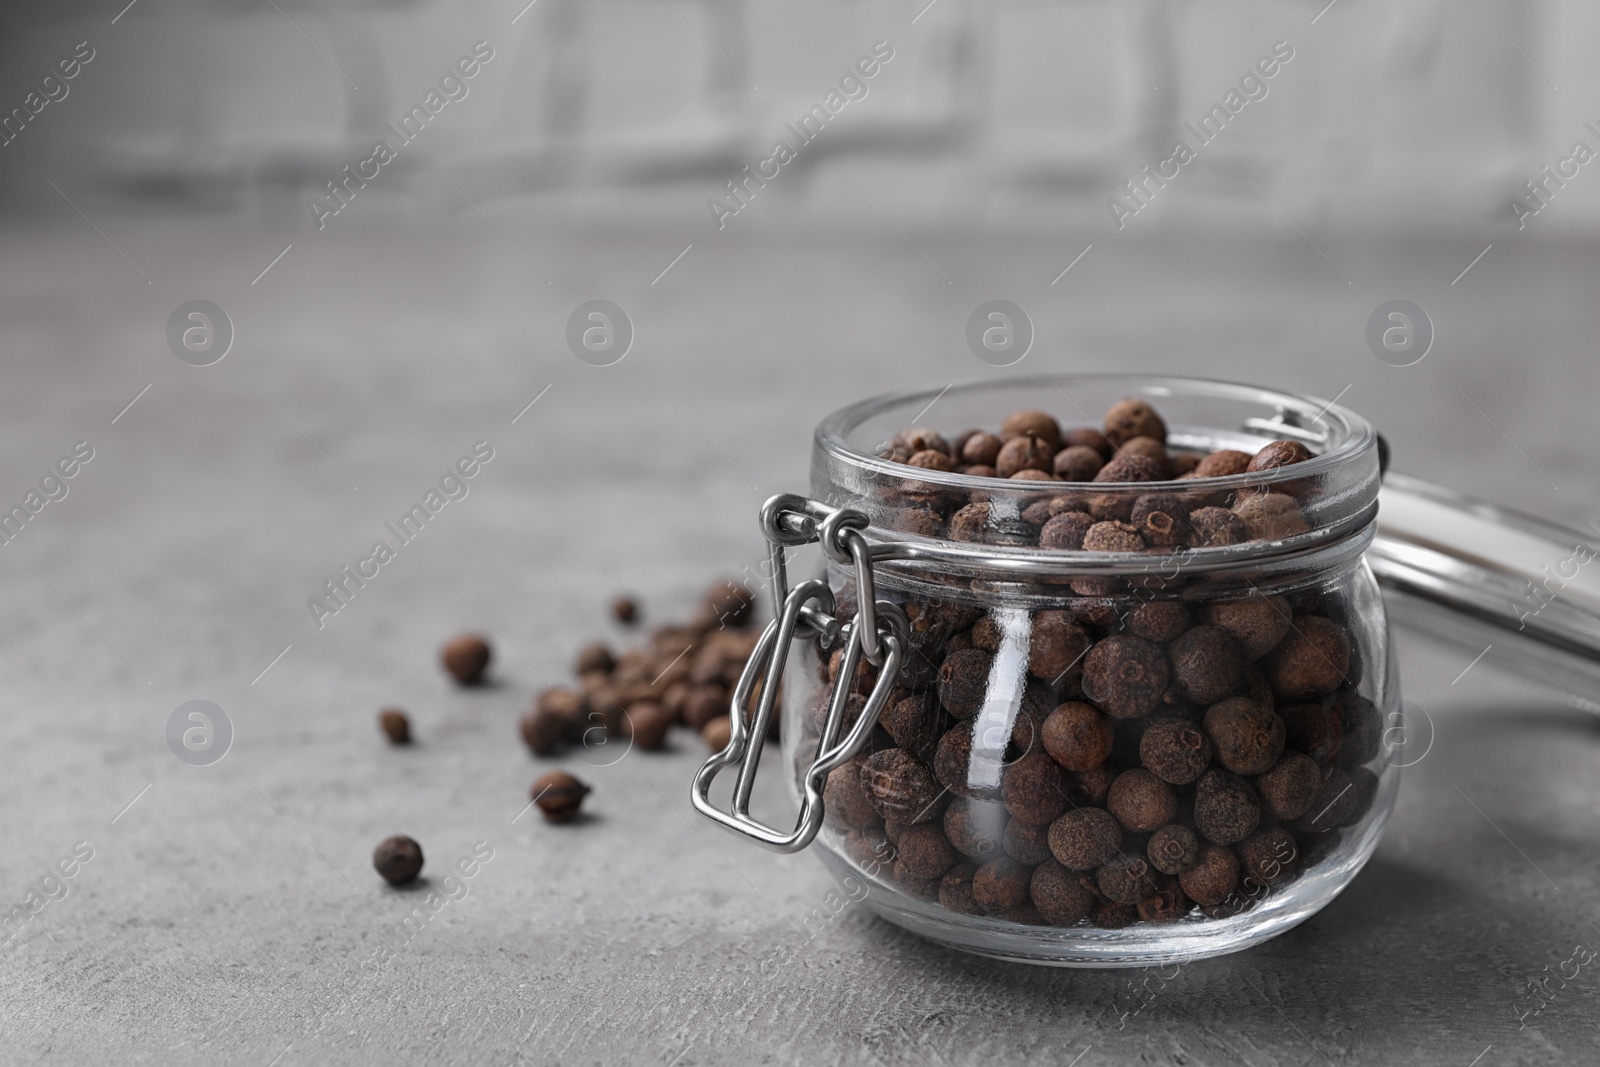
[[0, 220, 1596, 1064]]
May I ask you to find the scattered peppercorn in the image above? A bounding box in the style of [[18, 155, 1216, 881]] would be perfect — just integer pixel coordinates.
[[575, 642, 614, 675], [531, 771, 591, 823], [441, 633, 492, 686], [1048, 807, 1123, 870], [372, 835, 424, 886], [1107, 769, 1177, 833], [519, 706, 564, 756], [378, 708, 411, 745], [623, 701, 672, 750], [611, 596, 639, 624]]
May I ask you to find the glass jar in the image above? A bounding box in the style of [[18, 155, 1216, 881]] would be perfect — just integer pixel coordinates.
[[694, 374, 1588, 967]]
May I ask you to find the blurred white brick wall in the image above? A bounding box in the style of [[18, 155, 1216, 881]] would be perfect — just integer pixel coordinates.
[[0, 0, 1591, 232]]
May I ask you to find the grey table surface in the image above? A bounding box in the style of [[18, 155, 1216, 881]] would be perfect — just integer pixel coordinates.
[[0, 218, 1597, 1065]]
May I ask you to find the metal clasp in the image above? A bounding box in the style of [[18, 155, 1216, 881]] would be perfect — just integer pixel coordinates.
[[691, 494, 907, 853]]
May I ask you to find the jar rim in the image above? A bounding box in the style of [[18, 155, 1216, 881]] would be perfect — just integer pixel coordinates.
[[815, 373, 1376, 494], [811, 373, 1382, 570]]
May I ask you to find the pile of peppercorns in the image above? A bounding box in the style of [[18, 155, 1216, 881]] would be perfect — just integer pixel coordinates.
[[874, 397, 1320, 549], [368, 582, 760, 886], [812, 398, 1383, 929]]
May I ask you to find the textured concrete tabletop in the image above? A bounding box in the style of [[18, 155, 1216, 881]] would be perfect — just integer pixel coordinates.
[[1, 220, 1597, 1065]]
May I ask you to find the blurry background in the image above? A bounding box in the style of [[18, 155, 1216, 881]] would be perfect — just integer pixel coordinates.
[[2, 0, 1598, 230]]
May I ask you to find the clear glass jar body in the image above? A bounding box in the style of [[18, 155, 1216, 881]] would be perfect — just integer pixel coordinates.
[[781, 375, 1399, 966]]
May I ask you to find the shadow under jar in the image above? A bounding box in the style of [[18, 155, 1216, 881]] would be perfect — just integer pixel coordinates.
[[693, 375, 1399, 967]]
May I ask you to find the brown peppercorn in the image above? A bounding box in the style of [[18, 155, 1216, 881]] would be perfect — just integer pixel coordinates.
[[1040, 701, 1113, 771], [682, 684, 727, 730], [441, 633, 491, 686], [938, 864, 985, 915], [1137, 878, 1190, 923], [1246, 439, 1314, 474], [372, 835, 424, 886], [1265, 616, 1350, 699], [1337, 694, 1381, 767], [1130, 494, 1189, 547], [971, 858, 1032, 912], [1093, 901, 1139, 928], [1201, 596, 1292, 662], [1053, 445, 1104, 482], [1103, 397, 1167, 447], [1107, 769, 1177, 833], [1069, 766, 1115, 806], [937, 648, 992, 717], [1028, 612, 1091, 684], [1255, 752, 1322, 821], [1148, 824, 1199, 875], [1065, 426, 1114, 459], [970, 615, 1003, 652], [1279, 702, 1343, 766], [1189, 506, 1249, 547], [1030, 859, 1095, 925], [1124, 601, 1190, 643], [1093, 453, 1164, 484], [861, 749, 945, 824], [1047, 807, 1122, 870], [531, 771, 590, 823], [879, 691, 943, 758], [1169, 625, 1244, 705], [1195, 449, 1253, 478], [933, 725, 984, 799], [1289, 766, 1357, 832], [1096, 854, 1156, 906], [960, 465, 998, 479], [1193, 769, 1261, 845], [996, 436, 1054, 478], [943, 797, 1006, 862], [1000, 410, 1062, 450], [575, 642, 615, 675], [378, 708, 411, 745], [1082, 635, 1170, 719], [519, 707, 564, 756], [611, 596, 639, 624], [1237, 826, 1299, 885], [1039, 510, 1096, 550], [1169, 453, 1202, 477], [1233, 492, 1310, 541], [1139, 717, 1212, 785], [892, 862, 942, 901], [1011, 469, 1056, 483], [891, 506, 945, 538], [1082, 520, 1145, 553], [948, 502, 992, 543], [1003, 816, 1055, 866], [1204, 697, 1285, 775], [896, 823, 957, 880], [623, 702, 672, 750], [1178, 843, 1240, 906], [908, 448, 955, 472], [1118, 435, 1168, 463], [1002, 753, 1069, 825], [704, 579, 755, 628], [825, 761, 882, 830], [961, 431, 1003, 467]]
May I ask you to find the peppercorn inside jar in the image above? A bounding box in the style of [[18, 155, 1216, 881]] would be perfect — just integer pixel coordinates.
[[767, 376, 1399, 966]]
